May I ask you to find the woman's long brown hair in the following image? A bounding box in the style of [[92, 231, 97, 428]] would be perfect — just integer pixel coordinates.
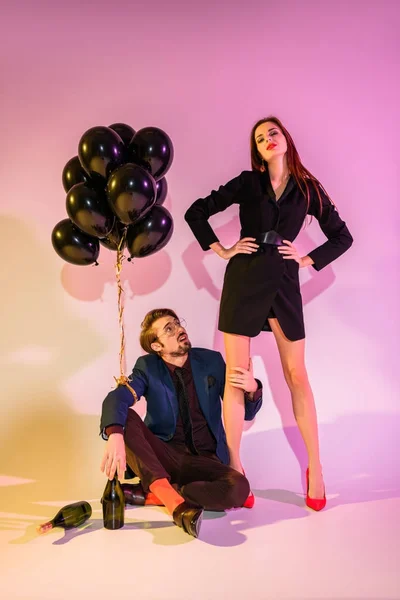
[[250, 116, 332, 214]]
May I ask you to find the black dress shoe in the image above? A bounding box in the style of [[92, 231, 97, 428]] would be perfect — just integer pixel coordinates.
[[172, 502, 203, 538], [120, 482, 146, 506]]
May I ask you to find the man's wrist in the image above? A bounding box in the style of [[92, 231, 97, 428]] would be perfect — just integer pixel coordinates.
[[244, 379, 262, 401], [245, 379, 258, 394], [105, 425, 124, 437]]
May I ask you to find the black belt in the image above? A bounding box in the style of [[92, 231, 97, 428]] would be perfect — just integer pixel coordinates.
[[257, 230, 285, 246]]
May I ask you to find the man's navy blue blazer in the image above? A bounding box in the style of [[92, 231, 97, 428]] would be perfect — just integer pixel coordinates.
[[100, 347, 263, 465]]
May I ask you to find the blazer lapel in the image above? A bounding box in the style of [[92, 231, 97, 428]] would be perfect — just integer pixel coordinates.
[[259, 170, 295, 204]]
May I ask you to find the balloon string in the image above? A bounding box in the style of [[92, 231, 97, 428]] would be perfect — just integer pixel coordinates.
[[113, 229, 138, 404]]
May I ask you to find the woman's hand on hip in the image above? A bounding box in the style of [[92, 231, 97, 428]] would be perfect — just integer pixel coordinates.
[[217, 237, 259, 260], [278, 240, 309, 267]]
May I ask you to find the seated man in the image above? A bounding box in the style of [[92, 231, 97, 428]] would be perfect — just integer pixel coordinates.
[[100, 308, 263, 538]]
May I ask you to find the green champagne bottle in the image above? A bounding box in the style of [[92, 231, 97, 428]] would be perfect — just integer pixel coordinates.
[[101, 474, 125, 530], [37, 501, 92, 534]]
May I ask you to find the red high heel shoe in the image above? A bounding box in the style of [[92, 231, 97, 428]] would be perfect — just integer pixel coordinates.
[[242, 471, 255, 509], [306, 468, 326, 511], [243, 490, 255, 509]]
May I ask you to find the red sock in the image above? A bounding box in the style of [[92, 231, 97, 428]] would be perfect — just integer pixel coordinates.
[[149, 478, 185, 514], [145, 491, 164, 506]]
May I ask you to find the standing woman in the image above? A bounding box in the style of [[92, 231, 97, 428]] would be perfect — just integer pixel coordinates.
[[185, 116, 353, 510]]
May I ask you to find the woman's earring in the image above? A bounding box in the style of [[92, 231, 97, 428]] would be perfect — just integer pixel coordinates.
[[260, 158, 266, 172]]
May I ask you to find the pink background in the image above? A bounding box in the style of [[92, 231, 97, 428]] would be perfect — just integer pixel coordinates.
[[1, 1, 399, 598]]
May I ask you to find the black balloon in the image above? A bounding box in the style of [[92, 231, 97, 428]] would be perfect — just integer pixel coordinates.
[[62, 156, 89, 192], [107, 163, 157, 225], [155, 177, 168, 206], [100, 221, 127, 251], [109, 123, 136, 146], [129, 127, 174, 181], [66, 183, 115, 239], [51, 219, 100, 266], [126, 205, 174, 258], [78, 126, 125, 181]]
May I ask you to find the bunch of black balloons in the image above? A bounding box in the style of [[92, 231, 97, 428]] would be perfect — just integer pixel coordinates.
[[51, 123, 174, 266]]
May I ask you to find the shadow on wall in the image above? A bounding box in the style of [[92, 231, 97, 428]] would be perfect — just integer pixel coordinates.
[[0, 215, 109, 515], [61, 247, 172, 302]]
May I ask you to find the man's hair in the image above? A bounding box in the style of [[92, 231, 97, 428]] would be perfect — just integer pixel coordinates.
[[139, 308, 179, 354]]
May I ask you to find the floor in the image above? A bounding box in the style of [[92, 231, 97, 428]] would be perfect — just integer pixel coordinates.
[[1, 464, 399, 600]]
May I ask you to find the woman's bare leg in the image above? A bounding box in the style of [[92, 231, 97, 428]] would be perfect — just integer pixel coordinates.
[[223, 332, 251, 472], [268, 318, 325, 498]]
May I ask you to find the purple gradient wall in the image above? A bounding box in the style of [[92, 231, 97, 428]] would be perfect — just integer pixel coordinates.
[[1, 1, 399, 501]]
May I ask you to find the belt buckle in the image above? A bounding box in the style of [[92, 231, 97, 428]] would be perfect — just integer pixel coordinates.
[[261, 230, 284, 246]]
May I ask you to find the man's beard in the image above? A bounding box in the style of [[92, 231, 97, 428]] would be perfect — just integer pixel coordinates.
[[170, 340, 192, 357]]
